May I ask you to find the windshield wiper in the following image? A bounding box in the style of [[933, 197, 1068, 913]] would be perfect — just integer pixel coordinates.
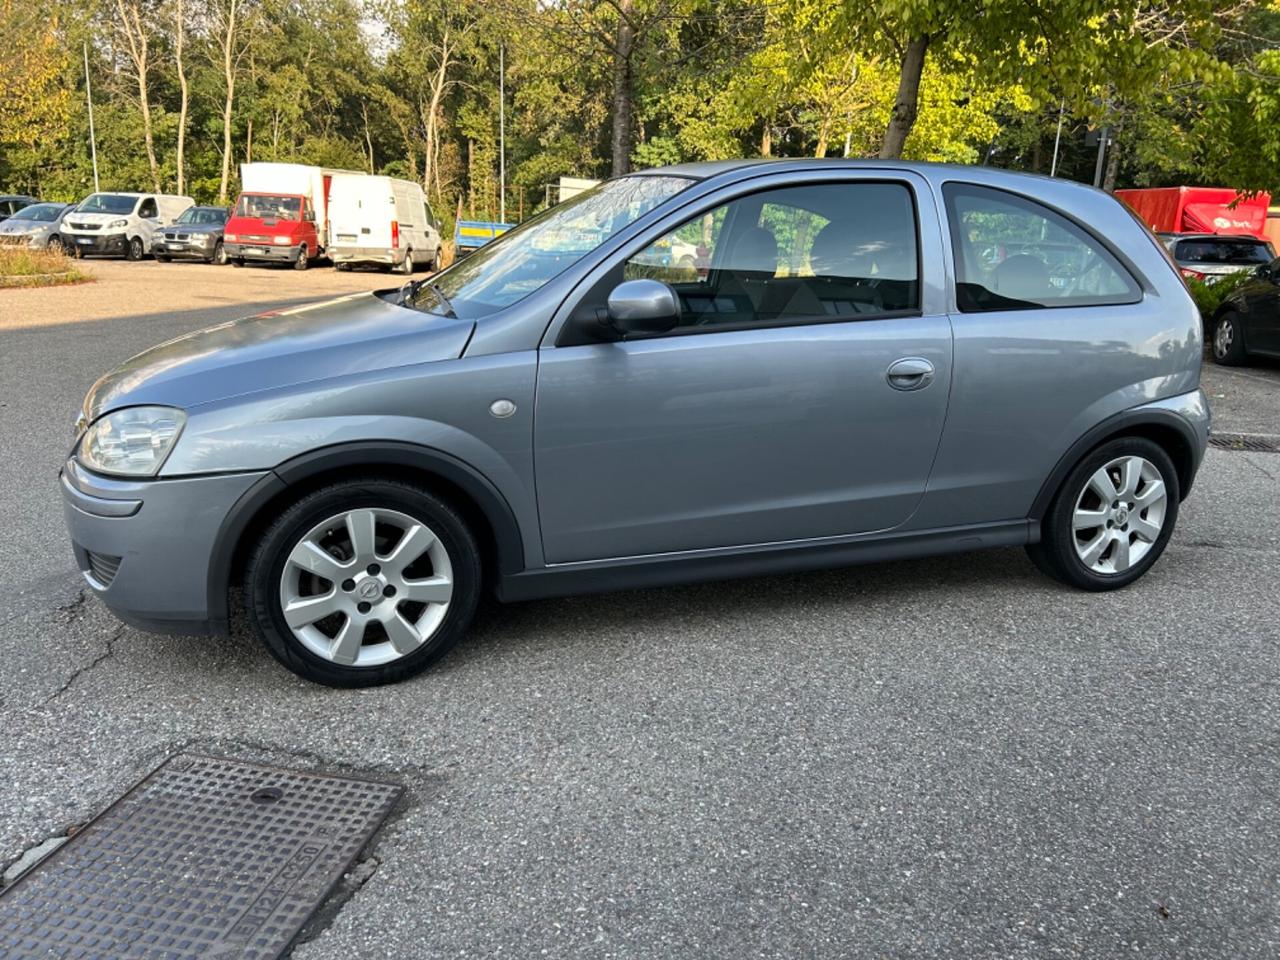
[[427, 282, 457, 318], [396, 278, 456, 318]]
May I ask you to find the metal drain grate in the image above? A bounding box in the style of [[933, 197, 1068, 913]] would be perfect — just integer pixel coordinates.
[[1208, 432, 1280, 453], [0, 754, 402, 959]]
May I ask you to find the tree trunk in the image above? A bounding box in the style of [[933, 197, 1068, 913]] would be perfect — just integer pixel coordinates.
[[760, 121, 772, 157], [609, 0, 635, 176], [423, 30, 451, 199], [115, 0, 160, 192], [217, 0, 240, 204], [174, 0, 188, 195], [814, 114, 832, 158], [1102, 119, 1124, 192], [879, 34, 930, 160]]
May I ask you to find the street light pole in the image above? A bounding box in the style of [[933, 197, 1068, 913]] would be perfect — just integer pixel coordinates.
[[1049, 100, 1065, 177], [1092, 125, 1109, 189], [84, 41, 100, 193], [499, 44, 506, 224]]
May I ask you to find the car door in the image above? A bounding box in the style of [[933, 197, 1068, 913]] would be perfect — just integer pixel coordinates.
[[136, 196, 160, 246], [1243, 258, 1280, 354], [533, 173, 953, 564]]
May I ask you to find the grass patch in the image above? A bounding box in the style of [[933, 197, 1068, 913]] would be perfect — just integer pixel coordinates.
[[0, 245, 91, 287]]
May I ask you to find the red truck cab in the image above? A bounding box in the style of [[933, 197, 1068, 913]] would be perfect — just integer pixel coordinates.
[[223, 192, 319, 270]]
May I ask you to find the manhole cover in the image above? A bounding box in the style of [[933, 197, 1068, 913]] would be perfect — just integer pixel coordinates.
[[0, 755, 402, 959], [1208, 432, 1280, 453]]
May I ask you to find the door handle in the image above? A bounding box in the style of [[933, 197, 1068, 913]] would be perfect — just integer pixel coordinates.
[[886, 357, 935, 391]]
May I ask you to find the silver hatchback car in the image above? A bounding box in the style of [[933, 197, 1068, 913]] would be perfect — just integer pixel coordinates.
[[62, 161, 1209, 686]]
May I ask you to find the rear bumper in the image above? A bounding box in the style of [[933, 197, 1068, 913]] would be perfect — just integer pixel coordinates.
[[60, 459, 268, 636], [67, 233, 127, 256], [330, 246, 403, 266], [225, 242, 301, 263]]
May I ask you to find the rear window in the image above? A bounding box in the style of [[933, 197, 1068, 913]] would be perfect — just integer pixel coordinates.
[[1173, 238, 1271, 265]]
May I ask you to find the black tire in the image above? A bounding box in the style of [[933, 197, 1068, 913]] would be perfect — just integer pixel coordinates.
[[72, 245, 84, 259], [47, 236, 63, 255], [156, 255, 171, 263], [396, 248, 414, 275], [211, 241, 227, 265], [245, 479, 482, 687], [335, 261, 351, 272], [431, 247, 442, 273], [126, 236, 144, 261], [1210, 311, 1247, 366], [293, 245, 309, 271], [1027, 436, 1180, 591], [232, 257, 245, 267]]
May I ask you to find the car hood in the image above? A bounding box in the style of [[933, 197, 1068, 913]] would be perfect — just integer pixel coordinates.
[[0, 219, 40, 235], [83, 292, 475, 419]]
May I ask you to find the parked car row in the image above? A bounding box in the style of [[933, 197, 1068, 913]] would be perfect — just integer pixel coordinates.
[[0, 163, 446, 275]]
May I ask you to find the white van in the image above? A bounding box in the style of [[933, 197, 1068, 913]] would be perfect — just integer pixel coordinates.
[[328, 175, 443, 274], [63, 192, 194, 261]]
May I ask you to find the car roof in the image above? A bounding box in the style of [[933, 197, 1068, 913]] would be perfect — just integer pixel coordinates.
[[1166, 233, 1267, 242]]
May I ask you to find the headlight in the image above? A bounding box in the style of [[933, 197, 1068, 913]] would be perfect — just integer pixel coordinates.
[[78, 406, 186, 477], [109, 219, 129, 229], [225, 233, 237, 242], [273, 235, 290, 245]]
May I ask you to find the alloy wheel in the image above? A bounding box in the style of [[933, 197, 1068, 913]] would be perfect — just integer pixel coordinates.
[[1071, 455, 1167, 575], [278, 507, 454, 667], [1214, 317, 1235, 360]]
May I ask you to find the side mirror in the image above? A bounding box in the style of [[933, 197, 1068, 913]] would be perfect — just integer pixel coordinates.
[[605, 279, 680, 337]]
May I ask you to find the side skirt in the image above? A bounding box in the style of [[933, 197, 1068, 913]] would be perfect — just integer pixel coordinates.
[[496, 519, 1036, 603]]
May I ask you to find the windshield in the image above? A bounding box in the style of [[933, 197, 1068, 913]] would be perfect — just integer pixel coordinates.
[[178, 206, 227, 225], [408, 175, 694, 318], [1175, 238, 1273, 265], [234, 194, 302, 221], [79, 194, 138, 215], [13, 203, 63, 223]]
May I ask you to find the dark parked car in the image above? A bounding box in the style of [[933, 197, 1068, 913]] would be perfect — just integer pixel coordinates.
[[0, 195, 38, 222], [1209, 257, 1280, 365], [154, 206, 231, 264], [1160, 232, 1274, 283]]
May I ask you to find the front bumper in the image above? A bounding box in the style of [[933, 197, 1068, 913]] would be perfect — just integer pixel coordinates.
[[60, 459, 268, 635], [225, 242, 300, 263], [67, 232, 128, 256], [154, 238, 216, 260]]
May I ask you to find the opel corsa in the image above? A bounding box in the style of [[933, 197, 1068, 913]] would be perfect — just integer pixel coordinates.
[[62, 161, 1210, 686]]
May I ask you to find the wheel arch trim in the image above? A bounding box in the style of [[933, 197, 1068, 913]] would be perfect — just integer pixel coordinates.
[[1030, 407, 1203, 520], [205, 440, 526, 627]]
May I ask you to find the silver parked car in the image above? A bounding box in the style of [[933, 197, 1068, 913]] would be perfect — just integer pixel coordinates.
[[0, 202, 75, 251], [62, 161, 1209, 687]]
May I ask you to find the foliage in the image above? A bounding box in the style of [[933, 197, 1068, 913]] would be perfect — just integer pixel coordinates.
[[0, 0, 1277, 218], [0, 246, 89, 286], [1186, 269, 1255, 320]]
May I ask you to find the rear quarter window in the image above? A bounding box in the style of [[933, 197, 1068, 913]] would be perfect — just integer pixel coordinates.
[[1174, 239, 1272, 265], [943, 183, 1142, 312]]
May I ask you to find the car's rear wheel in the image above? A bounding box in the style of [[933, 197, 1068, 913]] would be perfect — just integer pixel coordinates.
[[396, 248, 414, 275], [1027, 436, 1179, 591], [246, 479, 481, 687], [1211, 311, 1247, 366], [431, 247, 442, 272]]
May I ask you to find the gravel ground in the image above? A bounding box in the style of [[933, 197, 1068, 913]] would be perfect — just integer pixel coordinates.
[[1, 271, 1278, 958]]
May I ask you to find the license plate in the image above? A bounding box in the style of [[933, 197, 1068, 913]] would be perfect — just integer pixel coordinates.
[[247, 246, 268, 254], [76, 237, 92, 245]]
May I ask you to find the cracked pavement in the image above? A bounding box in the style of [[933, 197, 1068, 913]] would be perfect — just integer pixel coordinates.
[[1, 269, 1279, 957]]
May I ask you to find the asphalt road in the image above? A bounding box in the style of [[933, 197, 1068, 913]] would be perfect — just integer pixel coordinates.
[[1, 264, 1278, 958]]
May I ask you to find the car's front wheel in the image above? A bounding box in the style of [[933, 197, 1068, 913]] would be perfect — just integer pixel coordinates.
[[211, 241, 227, 265], [246, 479, 481, 686], [1027, 437, 1179, 591], [126, 236, 145, 261]]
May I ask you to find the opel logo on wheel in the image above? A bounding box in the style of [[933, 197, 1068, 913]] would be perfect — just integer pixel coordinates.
[[358, 580, 381, 600]]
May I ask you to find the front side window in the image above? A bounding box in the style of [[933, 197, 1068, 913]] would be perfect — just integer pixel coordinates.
[[944, 183, 1140, 312], [138, 198, 158, 219], [408, 175, 693, 319], [621, 181, 919, 329]]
